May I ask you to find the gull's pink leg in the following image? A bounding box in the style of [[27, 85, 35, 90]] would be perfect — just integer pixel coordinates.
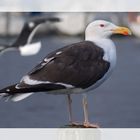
[[82, 94, 99, 128]]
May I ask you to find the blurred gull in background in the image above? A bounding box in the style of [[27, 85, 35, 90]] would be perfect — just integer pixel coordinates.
[[0, 16, 60, 56]]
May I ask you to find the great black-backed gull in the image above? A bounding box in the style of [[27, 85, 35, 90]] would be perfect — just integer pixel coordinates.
[[0, 20, 131, 127]]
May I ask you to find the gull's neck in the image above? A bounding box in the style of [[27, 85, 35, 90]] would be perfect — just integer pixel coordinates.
[[85, 35, 110, 43], [85, 35, 115, 49], [85, 35, 117, 69]]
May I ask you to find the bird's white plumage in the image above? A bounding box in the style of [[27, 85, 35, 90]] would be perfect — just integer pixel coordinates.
[[21, 75, 74, 88], [19, 42, 41, 56], [85, 20, 118, 39], [91, 38, 116, 68], [56, 51, 62, 55], [44, 57, 54, 63], [0, 92, 33, 102], [22, 75, 51, 85], [11, 93, 34, 102], [56, 83, 74, 88]]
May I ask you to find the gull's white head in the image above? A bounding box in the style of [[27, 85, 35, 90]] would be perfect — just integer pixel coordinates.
[[85, 20, 131, 40]]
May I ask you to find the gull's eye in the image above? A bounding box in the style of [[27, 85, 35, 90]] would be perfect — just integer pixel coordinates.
[[100, 24, 105, 27]]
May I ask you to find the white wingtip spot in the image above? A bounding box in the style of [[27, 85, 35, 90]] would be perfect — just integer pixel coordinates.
[[15, 84, 20, 89], [19, 42, 41, 56], [28, 22, 35, 28], [6, 89, 10, 92], [56, 51, 62, 55]]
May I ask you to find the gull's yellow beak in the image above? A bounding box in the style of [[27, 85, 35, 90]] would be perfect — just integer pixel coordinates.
[[112, 26, 132, 35]]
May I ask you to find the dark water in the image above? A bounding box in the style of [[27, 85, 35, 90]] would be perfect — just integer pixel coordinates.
[[0, 35, 140, 128]]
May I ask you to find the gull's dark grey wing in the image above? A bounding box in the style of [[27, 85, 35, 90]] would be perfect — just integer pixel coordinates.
[[0, 41, 110, 101]]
